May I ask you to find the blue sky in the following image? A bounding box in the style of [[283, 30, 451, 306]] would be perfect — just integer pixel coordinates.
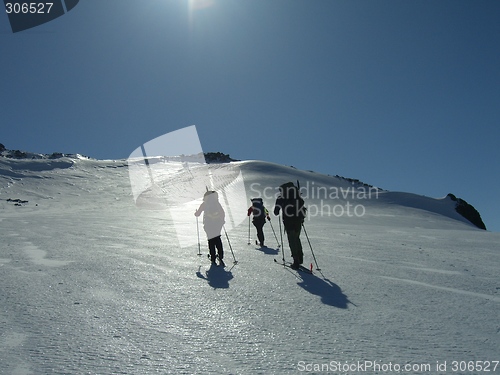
[[1, 0, 499, 231]]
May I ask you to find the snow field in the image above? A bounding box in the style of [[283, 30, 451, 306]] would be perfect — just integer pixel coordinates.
[[0, 157, 498, 374]]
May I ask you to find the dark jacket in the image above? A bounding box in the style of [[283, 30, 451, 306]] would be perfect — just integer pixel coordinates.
[[273, 182, 306, 231]]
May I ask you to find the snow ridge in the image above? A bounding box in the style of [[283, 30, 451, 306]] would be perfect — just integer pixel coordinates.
[[0, 144, 487, 229]]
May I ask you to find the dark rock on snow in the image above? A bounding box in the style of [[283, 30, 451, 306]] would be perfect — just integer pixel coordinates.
[[447, 193, 486, 230]]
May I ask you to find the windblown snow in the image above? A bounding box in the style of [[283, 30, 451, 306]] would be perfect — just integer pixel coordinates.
[[0, 157, 498, 374]]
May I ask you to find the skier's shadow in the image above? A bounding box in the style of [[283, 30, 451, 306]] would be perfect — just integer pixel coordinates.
[[196, 264, 234, 289], [296, 272, 351, 309], [255, 245, 279, 255]]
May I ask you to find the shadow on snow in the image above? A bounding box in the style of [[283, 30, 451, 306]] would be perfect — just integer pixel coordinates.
[[196, 264, 234, 289], [254, 245, 279, 255], [296, 272, 351, 309]]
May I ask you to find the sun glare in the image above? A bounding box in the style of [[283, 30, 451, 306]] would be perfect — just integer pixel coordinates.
[[189, 0, 215, 11], [188, 0, 215, 28]]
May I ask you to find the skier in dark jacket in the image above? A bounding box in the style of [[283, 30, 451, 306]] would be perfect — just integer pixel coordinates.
[[195, 191, 225, 266], [274, 182, 306, 269], [247, 198, 271, 247]]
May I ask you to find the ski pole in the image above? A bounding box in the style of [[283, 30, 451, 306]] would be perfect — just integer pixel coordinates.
[[247, 215, 251, 245], [196, 216, 201, 256], [302, 223, 320, 270], [268, 218, 280, 249], [279, 214, 285, 263], [223, 226, 238, 264]]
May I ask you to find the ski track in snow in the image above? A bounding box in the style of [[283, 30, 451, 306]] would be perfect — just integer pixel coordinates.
[[0, 158, 499, 374]]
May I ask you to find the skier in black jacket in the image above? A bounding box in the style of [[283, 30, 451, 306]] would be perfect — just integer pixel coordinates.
[[274, 182, 306, 269], [247, 198, 270, 247]]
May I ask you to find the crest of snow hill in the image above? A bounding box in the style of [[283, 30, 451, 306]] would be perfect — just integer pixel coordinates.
[[0, 143, 90, 160], [0, 144, 487, 230]]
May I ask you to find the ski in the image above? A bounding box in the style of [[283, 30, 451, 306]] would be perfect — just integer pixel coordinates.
[[274, 259, 312, 274]]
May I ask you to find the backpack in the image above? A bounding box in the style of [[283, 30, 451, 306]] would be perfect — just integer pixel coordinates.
[[279, 182, 306, 221], [251, 198, 266, 220], [202, 191, 225, 223]]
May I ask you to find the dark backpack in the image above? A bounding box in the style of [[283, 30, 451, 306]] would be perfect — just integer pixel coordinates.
[[279, 182, 306, 221], [251, 198, 266, 221]]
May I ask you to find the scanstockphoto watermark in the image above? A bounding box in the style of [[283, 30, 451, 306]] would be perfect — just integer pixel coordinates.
[[4, 0, 80, 33], [249, 181, 381, 219], [298, 360, 432, 373], [297, 360, 500, 373], [127, 125, 248, 248]]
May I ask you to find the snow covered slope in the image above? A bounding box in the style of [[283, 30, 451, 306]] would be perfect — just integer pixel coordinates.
[[0, 157, 499, 374]]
